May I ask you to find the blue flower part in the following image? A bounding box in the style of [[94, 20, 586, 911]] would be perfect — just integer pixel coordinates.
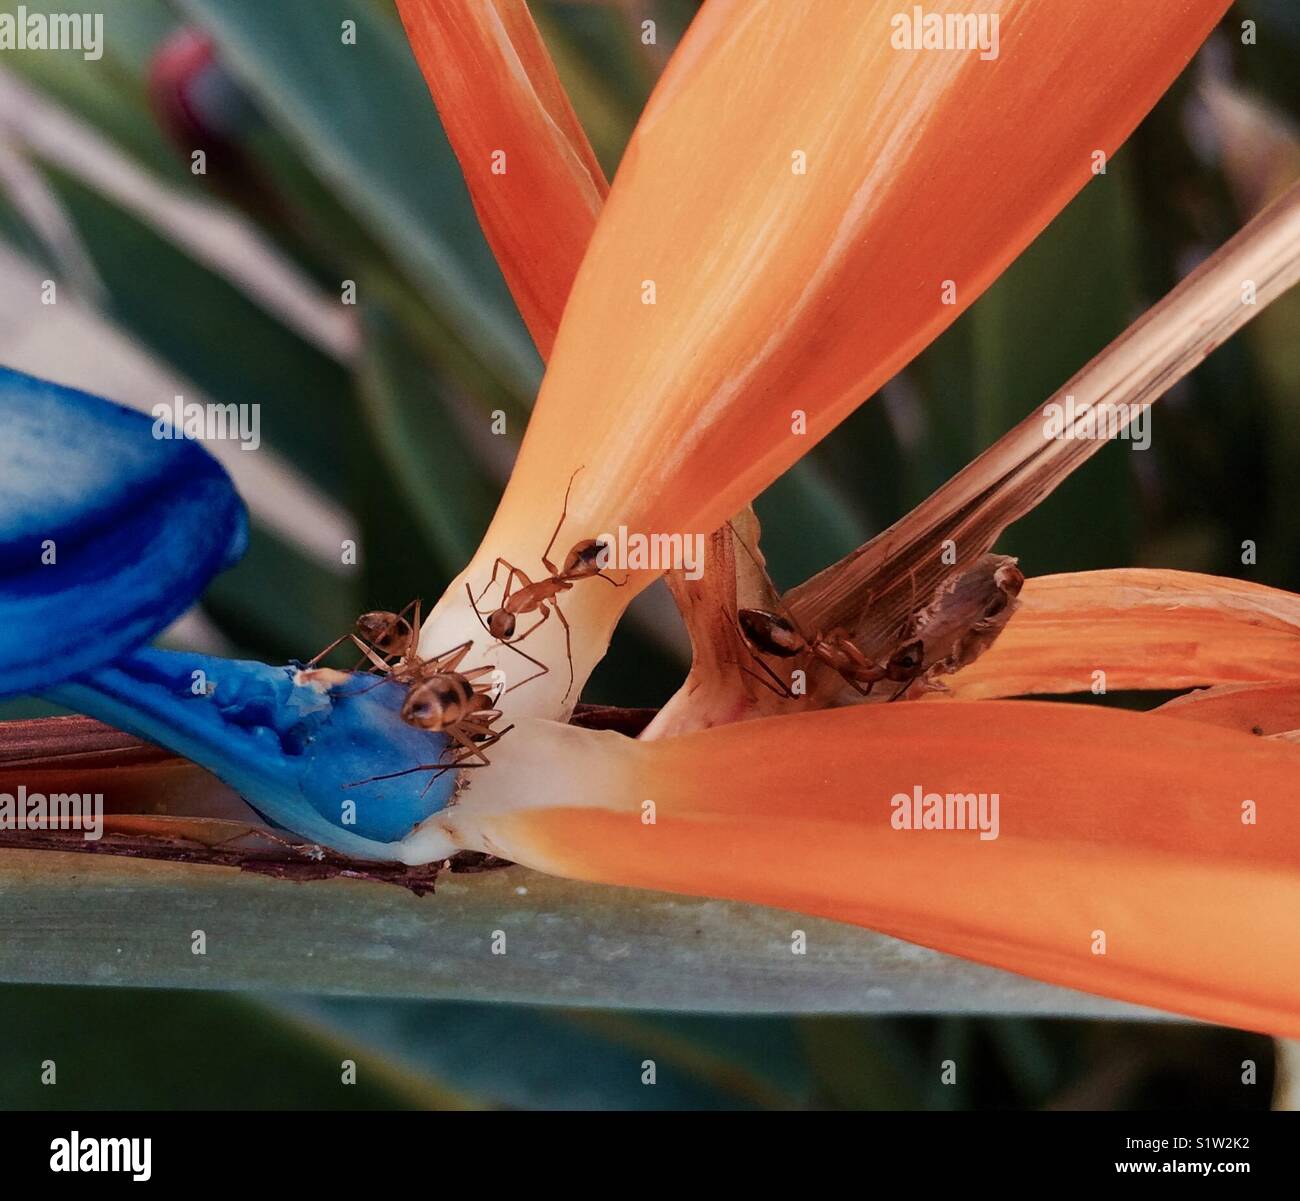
[[49, 648, 459, 860], [0, 366, 247, 697]]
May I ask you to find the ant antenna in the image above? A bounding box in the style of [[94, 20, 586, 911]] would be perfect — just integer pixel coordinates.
[[542, 465, 585, 575]]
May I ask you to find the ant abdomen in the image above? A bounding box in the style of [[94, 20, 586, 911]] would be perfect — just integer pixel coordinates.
[[562, 538, 610, 579], [738, 608, 803, 657], [402, 673, 478, 730]]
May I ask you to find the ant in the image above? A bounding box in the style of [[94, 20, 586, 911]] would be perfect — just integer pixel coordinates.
[[467, 467, 625, 700], [736, 607, 925, 702], [311, 601, 512, 789], [721, 521, 924, 702], [307, 603, 416, 671]]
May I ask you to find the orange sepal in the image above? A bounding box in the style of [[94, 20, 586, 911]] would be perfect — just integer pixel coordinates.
[[396, 0, 608, 358], [476, 0, 1230, 572], [942, 569, 1300, 700], [1155, 683, 1300, 737], [450, 700, 1300, 1036]]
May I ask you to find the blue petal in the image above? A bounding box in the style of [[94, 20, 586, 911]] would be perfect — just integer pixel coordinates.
[[0, 366, 247, 696], [49, 648, 458, 860]]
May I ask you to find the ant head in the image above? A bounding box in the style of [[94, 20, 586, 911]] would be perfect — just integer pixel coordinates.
[[356, 610, 410, 654], [989, 563, 1024, 614], [563, 538, 609, 579], [885, 639, 924, 681], [738, 608, 801, 657], [488, 609, 516, 640], [401, 677, 459, 729]]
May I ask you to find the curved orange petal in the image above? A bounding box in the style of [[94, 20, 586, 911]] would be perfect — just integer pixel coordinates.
[[419, 0, 1229, 715], [397, 0, 608, 357], [943, 570, 1300, 700], [418, 701, 1300, 1036], [1155, 683, 1300, 736]]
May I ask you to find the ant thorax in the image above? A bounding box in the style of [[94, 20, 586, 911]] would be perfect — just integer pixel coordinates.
[[355, 610, 411, 657]]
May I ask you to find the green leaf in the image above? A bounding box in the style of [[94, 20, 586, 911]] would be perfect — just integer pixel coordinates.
[[755, 457, 870, 592], [174, 0, 541, 398], [0, 985, 472, 1109], [969, 158, 1141, 574], [38, 165, 360, 494], [201, 522, 358, 663], [355, 306, 499, 581], [0, 850, 1155, 1019], [278, 998, 802, 1109], [1, 0, 192, 187]]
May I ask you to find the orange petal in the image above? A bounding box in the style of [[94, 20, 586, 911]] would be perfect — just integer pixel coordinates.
[[419, 0, 1229, 715], [1155, 683, 1300, 737], [396, 0, 608, 358], [426, 701, 1300, 1036], [943, 569, 1300, 699]]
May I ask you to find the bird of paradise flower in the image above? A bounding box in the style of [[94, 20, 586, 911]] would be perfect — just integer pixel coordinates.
[[3, 0, 1300, 1040]]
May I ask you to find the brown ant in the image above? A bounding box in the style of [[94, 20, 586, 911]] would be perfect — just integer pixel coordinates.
[[722, 521, 924, 702], [312, 601, 512, 789], [307, 602, 416, 670], [736, 607, 925, 702], [467, 467, 625, 700]]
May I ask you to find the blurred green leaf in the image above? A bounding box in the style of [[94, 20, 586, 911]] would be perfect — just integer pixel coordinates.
[[281, 998, 803, 1109], [175, 0, 542, 398], [39, 166, 360, 493], [755, 458, 870, 592], [799, 1017, 927, 1109], [356, 306, 499, 580], [202, 523, 357, 663], [0, 985, 471, 1109], [970, 156, 1141, 574], [2, 0, 191, 187]]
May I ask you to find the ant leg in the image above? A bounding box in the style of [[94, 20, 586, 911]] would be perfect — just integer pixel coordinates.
[[443, 725, 497, 769], [469, 559, 533, 610], [501, 609, 553, 694], [746, 649, 798, 699], [541, 466, 584, 575], [350, 636, 395, 675], [399, 598, 423, 662], [208, 825, 305, 853], [552, 597, 575, 701], [429, 640, 475, 674], [594, 571, 628, 588], [467, 582, 494, 634], [888, 676, 919, 703], [740, 663, 794, 700], [421, 725, 516, 793], [306, 632, 354, 668], [350, 724, 509, 788], [465, 583, 549, 694]]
